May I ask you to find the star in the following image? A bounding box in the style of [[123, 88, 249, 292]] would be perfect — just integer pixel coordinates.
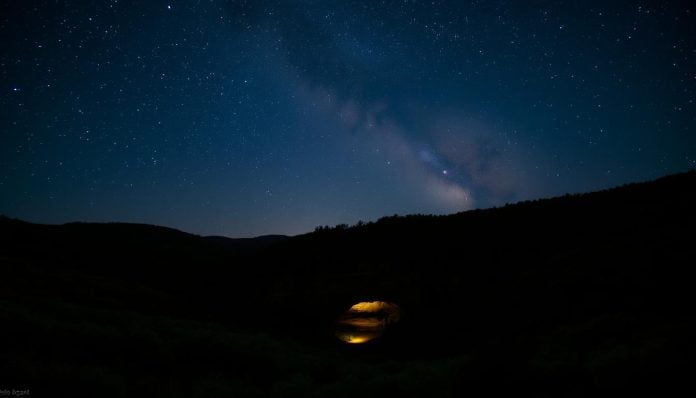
[[0, 0, 693, 237]]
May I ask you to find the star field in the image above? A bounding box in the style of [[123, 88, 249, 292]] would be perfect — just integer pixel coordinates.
[[1, 1, 694, 237]]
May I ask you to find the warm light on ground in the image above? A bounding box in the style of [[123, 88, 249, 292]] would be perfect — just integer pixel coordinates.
[[334, 301, 401, 344], [335, 331, 382, 344]]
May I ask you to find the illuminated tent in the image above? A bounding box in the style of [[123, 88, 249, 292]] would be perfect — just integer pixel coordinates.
[[334, 301, 401, 344]]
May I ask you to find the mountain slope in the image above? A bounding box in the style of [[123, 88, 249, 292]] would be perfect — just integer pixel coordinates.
[[1, 170, 694, 397]]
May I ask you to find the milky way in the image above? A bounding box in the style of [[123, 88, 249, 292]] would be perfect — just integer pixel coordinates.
[[1, 1, 694, 237]]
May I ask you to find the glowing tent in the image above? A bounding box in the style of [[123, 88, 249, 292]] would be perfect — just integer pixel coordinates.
[[334, 301, 401, 344]]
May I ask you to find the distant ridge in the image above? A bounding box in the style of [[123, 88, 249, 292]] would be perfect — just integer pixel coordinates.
[[0, 216, 289, 257], [2, 169, 694, 239]]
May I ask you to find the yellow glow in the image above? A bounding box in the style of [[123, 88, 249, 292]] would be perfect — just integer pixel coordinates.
[[334, 330, 383, 344], [349, 301, 388, 312], [345, 337, 369, 344], [347, 301, 400, 322], [334, 301, 401, 344]]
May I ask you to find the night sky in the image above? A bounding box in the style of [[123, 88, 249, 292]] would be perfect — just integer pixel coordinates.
[[1, 1, 694, 237]]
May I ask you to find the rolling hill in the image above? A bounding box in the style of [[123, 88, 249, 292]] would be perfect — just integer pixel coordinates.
[[1, 170, 694, 397]]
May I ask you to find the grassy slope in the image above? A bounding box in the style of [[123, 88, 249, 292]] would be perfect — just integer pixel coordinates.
[[1, 171, 694, 397]]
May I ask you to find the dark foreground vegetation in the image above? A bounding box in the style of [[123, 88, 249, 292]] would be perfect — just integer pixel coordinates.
[[1, 171, 695, 397]]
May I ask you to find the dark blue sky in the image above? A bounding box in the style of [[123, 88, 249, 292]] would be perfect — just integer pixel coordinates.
[[1, 1, 694, 237]]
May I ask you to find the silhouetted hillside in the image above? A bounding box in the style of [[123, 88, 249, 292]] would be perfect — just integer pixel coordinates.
[[0, 217, 287, 255], [1, 170, 694, 397], [0, 218, 288, 321]]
